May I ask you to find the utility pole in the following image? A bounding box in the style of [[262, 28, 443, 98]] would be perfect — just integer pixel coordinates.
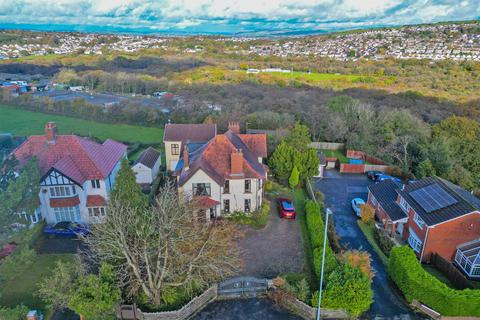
[[316, 208, 333, 320]]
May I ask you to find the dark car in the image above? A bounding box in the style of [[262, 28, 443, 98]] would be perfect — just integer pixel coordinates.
[[366, 171, 383, 180], [277, 198, 296, 219], [376, 174, 402, 183], [43, 221, 89, 238]]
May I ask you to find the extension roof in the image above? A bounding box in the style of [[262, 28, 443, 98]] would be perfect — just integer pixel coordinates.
[[368, 179, 407, 222], [134, 147, 160, 169], [397, 176, 480, 226], [13, 135, 127, 185], [175, 130, 267, 186]]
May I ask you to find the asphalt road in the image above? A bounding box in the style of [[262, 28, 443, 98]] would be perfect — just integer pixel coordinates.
[[315, 170, 424, 320]]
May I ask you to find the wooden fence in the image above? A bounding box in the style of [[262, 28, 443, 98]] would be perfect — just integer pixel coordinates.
[[339, 163, 391, 174], [309, 142, 345, 150], [430, 253, 473, 290]]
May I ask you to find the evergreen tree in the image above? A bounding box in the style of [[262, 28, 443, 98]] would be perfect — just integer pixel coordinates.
[[110, 158, 147, 212], [289, 166, 300, 190]]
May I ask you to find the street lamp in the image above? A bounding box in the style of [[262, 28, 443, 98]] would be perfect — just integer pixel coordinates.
[[316, 207, 333, 320]]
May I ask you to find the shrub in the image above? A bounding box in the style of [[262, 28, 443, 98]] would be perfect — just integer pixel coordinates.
[[341, 250, 373, 279], [360, 204, 375, 224], [0, 246, 36, 281], [281, 275, 311, 303], [373, 227, 395, 256], [0, 305, 29, 320], [388, 246, 480, 316]]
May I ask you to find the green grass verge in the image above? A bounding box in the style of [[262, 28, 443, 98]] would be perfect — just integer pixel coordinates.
[[0, 253, 77, 311], [0, 104, 164, 144], [321, 149, 349, 164], [357, 220, 389, 267]]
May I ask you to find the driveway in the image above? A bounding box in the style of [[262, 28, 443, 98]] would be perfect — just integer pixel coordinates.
[[237, 200, 305, 278], [315, 170, 423, 319]]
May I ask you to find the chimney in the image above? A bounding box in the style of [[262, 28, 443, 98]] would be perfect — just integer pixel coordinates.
[[231, 149, 243, 175], [228, 121, 240, 134], [45, 122, 57, 143], [183, 143, 189, 171]]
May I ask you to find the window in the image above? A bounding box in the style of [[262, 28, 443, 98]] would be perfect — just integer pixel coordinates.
[[223, 180, 230, 194], [413, 212, 425, 229], [371, 195, 378, 206], [193, 183, 211, 196], [171, 144, 180, 155], [245, 179, 251, 193], [49, 186, 74, 198], [54, 206, 81, 223], [223, 199, 230, 213], [91, 179, 100, 189], [407, 228, 423, 253], [399, 197, 410, 213], [88, 207, 106, 218], [244, 199, 251, 212], [472, 266, 480, 276]]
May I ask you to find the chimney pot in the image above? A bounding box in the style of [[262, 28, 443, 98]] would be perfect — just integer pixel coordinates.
[[228, 121, 240, 134], [45, 122, 57, 143]]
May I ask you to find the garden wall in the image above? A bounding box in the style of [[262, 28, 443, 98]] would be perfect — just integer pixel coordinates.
[[339, 163, 391, 173]]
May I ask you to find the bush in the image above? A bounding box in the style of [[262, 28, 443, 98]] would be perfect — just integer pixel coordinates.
[[373, 227, 395, 256], [0, 246, 36, 281], [281, 275, 311, 303], [227, 200, 270, 229], [388, 246, 480, 316], [0, 305, 29, 320], [360, 204, 375, 224]]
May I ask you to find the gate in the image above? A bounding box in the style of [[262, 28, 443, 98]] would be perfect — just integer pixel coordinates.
[[217, 276, 268, 297]]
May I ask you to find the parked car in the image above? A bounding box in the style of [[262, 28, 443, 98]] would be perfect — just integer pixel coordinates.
[[277, 198, 296, 219], [351, 198, 366, 217], [376, 174, 402, 183], [0, 242, 17, 260], [43, 221, 89, 238], [366, 171, 383, 180]]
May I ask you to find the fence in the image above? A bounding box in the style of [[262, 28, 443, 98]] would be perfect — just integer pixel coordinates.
[[309, 142, 345, 150], [346, 150, 386, 165], [339, 163, 391, 174], [118, 286, 217, 320], [430, 253, 473, 290]]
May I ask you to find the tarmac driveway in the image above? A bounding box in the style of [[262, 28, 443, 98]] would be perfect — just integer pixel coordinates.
[[315, 170, 423, 320], [237, 200, 305, 278]]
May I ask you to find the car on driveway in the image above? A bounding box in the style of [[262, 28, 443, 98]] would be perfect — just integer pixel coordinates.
[[277, 198, 296, 219], [43, 221, 90, 238], [366, 171, 383, 180], [376, 174, 402, 183], [351, 198, 366, 217]]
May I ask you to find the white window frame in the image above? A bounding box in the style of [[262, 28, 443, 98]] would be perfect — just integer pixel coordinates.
[[408, 227, 423, 253], [91, 179, 101, 189], [399, 196, 410, 213], [50, 185, 75, 198], [54, 206, 81, 223], [88, 207, 106, 218], [413, 212, 425, 230]]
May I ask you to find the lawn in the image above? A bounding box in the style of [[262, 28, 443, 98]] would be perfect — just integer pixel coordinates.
[[0, 104, 164, 144], [321, 149, 349, 164], [0, 253, 77, 311], [357, 220, 389, 266]]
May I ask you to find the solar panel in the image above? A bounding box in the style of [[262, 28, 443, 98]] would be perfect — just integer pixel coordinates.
[[409, 183, 458, 213]]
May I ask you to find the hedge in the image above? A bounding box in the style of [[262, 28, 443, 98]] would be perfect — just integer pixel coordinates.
[[388, 246, 480, 316]]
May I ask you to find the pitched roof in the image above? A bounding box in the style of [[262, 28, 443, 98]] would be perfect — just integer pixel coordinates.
[[163, 123, 216, 142], [134, 147, 160, 169], [13, 134, 127, 185], [238, 134, 267, 158], [368, 180, 407, 222], [175, 130, 267, 186], [193, 196, 221, 209], [397, 176, 480, 226], [86, 195, 107, 207]]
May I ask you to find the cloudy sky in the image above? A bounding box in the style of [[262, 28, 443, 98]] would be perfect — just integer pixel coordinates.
[[0, 0, 479, 35]]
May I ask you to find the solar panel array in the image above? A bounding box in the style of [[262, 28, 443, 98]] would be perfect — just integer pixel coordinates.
[[409, 183, 458, 213]]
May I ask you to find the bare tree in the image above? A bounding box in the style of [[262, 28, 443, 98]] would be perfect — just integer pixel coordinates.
[[84, 184, 239, 307]]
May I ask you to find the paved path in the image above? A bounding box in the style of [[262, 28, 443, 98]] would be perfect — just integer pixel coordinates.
[[236, 200, 305, 278], [315, 170, 425, 320]]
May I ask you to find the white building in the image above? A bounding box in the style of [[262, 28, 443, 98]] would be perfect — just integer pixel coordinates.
[[132, 147, 161, 185], [12, 122, 127, 224]]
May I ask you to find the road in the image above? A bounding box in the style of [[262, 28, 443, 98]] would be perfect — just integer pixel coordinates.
[[315, 170, 424, 319]]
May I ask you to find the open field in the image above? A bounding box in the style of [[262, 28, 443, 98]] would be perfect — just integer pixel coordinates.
[[0, 104, 164, 144]]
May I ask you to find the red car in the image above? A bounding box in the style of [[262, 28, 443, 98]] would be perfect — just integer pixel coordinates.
[[0, 242, 17, 260], [278, 198, 296, 219]]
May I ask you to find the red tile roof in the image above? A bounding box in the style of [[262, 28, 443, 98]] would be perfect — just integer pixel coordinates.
[[238, 134, 267, 158], [13, 134, 127, 185], [50, 196, 80, 208], [193, 196, 220, 209], [86, 195, 107, 207], [176, 130, 267, 186]]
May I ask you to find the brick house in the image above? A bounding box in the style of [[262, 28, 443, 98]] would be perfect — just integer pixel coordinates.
[[368, 177, 480, 263], [12, 122, 127, 224], [172, 122, 268, 221]]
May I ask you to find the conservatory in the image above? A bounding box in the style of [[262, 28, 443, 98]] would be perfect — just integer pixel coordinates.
[[454, 238, 480, 279]]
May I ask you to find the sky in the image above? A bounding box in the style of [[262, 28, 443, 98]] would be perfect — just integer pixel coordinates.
[[0, 0, 479, 36]]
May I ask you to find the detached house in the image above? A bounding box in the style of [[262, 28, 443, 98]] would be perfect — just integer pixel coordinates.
[[12, 122, 127, 224], [368, 177, 480, 268], [172, 122, 268, 221]]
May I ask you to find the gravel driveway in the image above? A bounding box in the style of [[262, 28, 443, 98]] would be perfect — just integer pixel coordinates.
[[236, 199, 305, 278]]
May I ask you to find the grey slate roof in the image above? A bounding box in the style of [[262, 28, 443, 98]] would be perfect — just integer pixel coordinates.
[[163, 123, 216, 142], [397, 176, 480, 226], [134, 147, 160, 169], [368, 179, 407, 222]]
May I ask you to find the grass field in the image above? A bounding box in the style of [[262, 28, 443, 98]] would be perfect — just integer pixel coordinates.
[[0, 253, 76, 311], [0, 104, 164, 144], [322, 149, 349, 163]]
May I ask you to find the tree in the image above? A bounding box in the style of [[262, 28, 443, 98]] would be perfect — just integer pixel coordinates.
[[68, 263, 121, 320], [110, 158, 147, 212], [0, 155, 18, 191], [416, 159, 436, 178], [289, 166, 299, 190], [85, 184, 238, 307], [360, 204, 375, 225], [283, 123, 312, 152]]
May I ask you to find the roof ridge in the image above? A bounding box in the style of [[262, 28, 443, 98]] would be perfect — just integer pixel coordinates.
[[71, 136, 105, 176]]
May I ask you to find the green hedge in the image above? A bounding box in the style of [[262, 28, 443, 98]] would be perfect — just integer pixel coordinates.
[[388, 246, 480, 316]]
